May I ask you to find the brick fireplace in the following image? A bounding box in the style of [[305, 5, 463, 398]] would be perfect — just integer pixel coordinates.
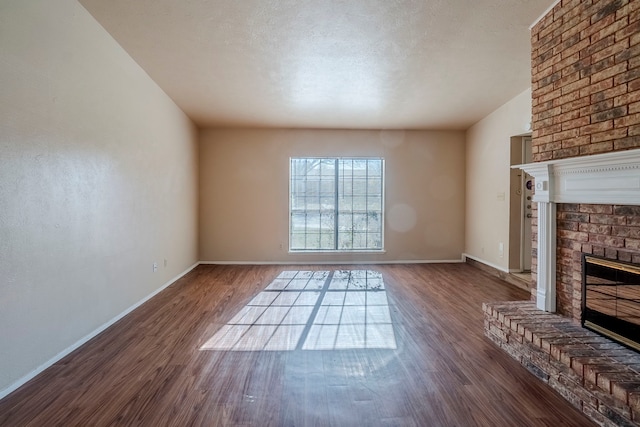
[[528, 0, 640, 315], [485, 1, 640, 426], [498, 150, 640, 426], [518, 150, 640, 316]]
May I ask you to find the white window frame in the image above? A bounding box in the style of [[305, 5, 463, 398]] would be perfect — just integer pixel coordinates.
[[288, 157, 385, 253]]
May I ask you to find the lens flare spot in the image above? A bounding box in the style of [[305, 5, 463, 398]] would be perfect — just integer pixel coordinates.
[[388, 204, 417, 233]]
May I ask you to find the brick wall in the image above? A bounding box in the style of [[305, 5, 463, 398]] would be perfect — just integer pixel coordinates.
[[531, 0, 640, 319], [532, 0, 640, 161], [557, 204, 640, 319]]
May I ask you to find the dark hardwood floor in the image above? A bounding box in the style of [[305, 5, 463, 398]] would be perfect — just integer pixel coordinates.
[[0, 263, 595, 426]]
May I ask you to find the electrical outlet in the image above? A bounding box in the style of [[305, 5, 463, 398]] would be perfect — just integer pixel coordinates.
[[498, 243, 504, 258], [164, 258, 167, 268], [153, 262, 158, 272]]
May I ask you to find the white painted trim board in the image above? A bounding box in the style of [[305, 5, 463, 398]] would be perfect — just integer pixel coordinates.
[[200, 259, 464, 265], [462, 253, 510, 273], [530, 0, 560, 29], [0, 262, 200, 400], [0, 257, 468, 399]]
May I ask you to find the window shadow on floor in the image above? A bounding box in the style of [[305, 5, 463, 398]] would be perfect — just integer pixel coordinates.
[[200, 269, 397, 351]]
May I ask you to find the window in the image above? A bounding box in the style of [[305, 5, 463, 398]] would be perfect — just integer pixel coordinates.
[[289, 157, 384, 251]]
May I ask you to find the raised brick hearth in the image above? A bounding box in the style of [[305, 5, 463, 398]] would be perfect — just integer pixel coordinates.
[[484, 301, 640, 427]]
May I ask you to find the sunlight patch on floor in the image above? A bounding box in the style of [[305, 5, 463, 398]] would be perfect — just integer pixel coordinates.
[[201, 270, 397, 351]]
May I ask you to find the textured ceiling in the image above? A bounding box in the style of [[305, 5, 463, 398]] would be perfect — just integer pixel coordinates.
[[78, 0, 553, 130]]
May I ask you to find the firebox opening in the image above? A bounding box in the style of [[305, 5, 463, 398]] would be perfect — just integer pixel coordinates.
[[582, 254, 640, 352]]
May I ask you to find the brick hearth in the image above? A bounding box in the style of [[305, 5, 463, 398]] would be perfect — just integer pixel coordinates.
[[485, 301, 640, 427]]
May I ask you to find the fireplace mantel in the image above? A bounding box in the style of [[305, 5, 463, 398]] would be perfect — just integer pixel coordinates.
[[513, 148, 640, 312]]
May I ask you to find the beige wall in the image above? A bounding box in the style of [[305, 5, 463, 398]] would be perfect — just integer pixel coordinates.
[[465, 88, 531, 271], [0, 0, 199, 395], [199, 128, 465, 263]]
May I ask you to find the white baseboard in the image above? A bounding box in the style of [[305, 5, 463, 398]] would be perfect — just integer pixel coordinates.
[[0, 261, 199, 401], [1, 257, 468, 400], [462, 253, 510, 273], [199, 259, 464, 265]]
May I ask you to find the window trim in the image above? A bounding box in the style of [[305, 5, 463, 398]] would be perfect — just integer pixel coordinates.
[[288, 156, 385, 253]]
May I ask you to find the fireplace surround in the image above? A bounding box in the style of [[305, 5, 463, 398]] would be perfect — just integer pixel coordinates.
[[515, 148, 640, 315]]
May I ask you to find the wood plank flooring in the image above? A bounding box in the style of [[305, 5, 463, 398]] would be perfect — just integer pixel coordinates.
[[0, 264, 595, 426]]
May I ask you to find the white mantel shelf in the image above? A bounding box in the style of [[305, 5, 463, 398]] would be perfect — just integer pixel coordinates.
[[512, 148, 640, 312], [514, 149, 640, 205]]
